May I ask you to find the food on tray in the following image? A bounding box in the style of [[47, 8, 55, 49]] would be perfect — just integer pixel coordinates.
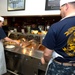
[[37, 44, 45, 51], [4, 41, 16, 45], [21, 41, 30, 48], [25, 39, 39, 50]]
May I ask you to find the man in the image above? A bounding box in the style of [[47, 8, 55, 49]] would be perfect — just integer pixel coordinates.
[[0, 16, 19, 75], [41, 0, 75, 75], [30, 23, 41, 32]]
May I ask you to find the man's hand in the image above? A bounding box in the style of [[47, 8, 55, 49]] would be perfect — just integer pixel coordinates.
[[13, 40, 20, 45], [41, 57, 46, 64]]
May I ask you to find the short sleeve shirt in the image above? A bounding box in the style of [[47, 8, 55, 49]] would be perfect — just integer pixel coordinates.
[[42, 16, 75, 62], [0, 27, 6, 40]]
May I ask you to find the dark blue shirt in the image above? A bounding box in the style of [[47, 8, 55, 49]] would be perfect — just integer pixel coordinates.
[[42, 16, 75, 62], [0, 27, 6, 40]]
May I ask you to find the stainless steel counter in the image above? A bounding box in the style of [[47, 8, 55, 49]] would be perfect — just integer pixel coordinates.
[[4, 32, 47, 75], [5, 45, 43, 59], [4, 46, 47, 75]]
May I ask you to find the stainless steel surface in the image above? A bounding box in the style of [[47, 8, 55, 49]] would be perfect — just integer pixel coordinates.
[[5, 45, 43, 59], [4, 32, 47, 75], [5, 48, 47, 75]]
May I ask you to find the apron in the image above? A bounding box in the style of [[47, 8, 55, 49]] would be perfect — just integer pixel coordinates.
[[45, 51, 63, 75], [0, 40, 7, 75]]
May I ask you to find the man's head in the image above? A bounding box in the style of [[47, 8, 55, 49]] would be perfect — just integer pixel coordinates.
[[0, 16, 4, 27], [60, 0, 75, 7], [31, 23, 36, 28], [60, 0, 75, 18]]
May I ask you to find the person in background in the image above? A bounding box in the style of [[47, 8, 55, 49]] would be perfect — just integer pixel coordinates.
[[14, 22, 21, 32], [0, 16, 19, 75], [41, 0, 75, 75], [30, 23, 41, 32]]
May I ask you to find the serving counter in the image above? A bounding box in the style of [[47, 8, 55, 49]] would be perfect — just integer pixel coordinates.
[[4, 32, 47, 75]]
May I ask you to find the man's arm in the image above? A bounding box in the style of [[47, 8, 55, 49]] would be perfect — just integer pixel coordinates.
[[4, 37, 19, 44], [41, 47, 53, 64]]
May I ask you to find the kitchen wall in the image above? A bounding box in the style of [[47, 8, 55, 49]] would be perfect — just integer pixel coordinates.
[[0, 0, 60, 16]]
